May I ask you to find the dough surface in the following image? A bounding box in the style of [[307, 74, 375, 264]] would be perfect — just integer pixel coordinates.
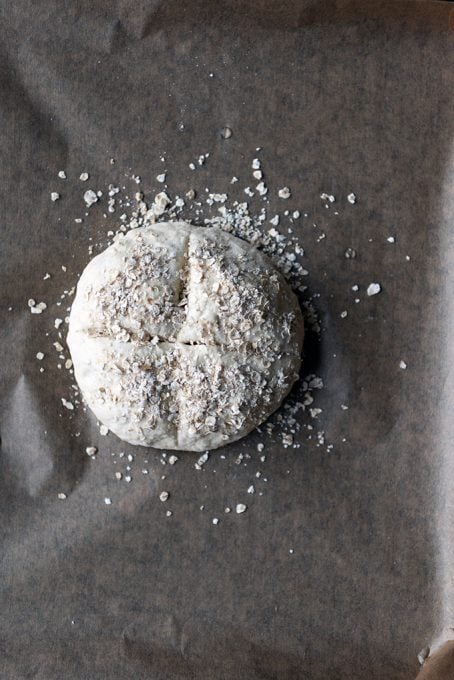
[[67, 222, 304, 451]]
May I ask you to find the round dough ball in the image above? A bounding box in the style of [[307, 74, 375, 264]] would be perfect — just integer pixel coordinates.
[[67, 222, 304, 451]]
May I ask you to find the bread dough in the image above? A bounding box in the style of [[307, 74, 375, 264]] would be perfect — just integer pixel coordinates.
[[67, 222, 304, 451]]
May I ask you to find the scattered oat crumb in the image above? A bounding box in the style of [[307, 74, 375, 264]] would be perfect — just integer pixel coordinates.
[[28, 299, 36, 308], [230, 176, 238, 183], [115, 472, 122, 480], [195, 452, 209, 470], [61, 398, 74, 410], [344, 248, 356, 259], [86, 446, 97, 456], [99, 425, 109, 436], [278, 187, 291, 199], [57, 492, 67, 500], [212, 517, 219, 525], [51, 192, 60, 202], [54, 318, 63, 329], [153, 191, 171, 216], [387, 236, 395, 243], [125, 476, 132, 483], [340, 310, 348, 318], [236, 503, 247, 514], [352, 284, 359, 291], [30, 301, 47, 314], [58, 170, 66, 179], [282, 433, 293, 447], [367, 282, 381, 296], [104, 497, 112, 505], [36, 352, 44, 360], [341, 404, 349, 410], [252, 158, 261, 170], [79, 172, 89, 181], [405, 255, 411, 261], [221, 127, 232, 139], [224, 507, 231, 513], [399, 360, 407, 370], [159, 491, 169, 502], [347, 193, 356, 204], [53, 342, 63, 351], [320, 192, 335, 203], [43, 272, 51, 280], [257, 443, 264, 452], [292, 210, 300, 219], [247, 485, 255, 494], [168, 455, 178, 465], [84, 190, 98, 207], [166, 510, 173, 517], [65, 359, 73, 369], [156, 173, 166, 183], [256, 181, 268, 196]]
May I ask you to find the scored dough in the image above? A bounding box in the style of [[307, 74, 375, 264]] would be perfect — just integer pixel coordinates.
[[67, 222, 304, 451]]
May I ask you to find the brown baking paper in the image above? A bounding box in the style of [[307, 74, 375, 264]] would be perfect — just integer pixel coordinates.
[[1, 1, 454, 678]]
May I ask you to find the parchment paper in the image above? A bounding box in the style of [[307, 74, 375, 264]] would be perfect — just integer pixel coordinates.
[[1, 1, 454, 678]]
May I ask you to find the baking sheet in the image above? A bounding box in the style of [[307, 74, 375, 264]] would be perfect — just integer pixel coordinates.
[[1, 1, 454, 678]]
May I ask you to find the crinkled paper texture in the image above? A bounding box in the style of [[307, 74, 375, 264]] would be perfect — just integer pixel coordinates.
[[0, 1, 453, 678]]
